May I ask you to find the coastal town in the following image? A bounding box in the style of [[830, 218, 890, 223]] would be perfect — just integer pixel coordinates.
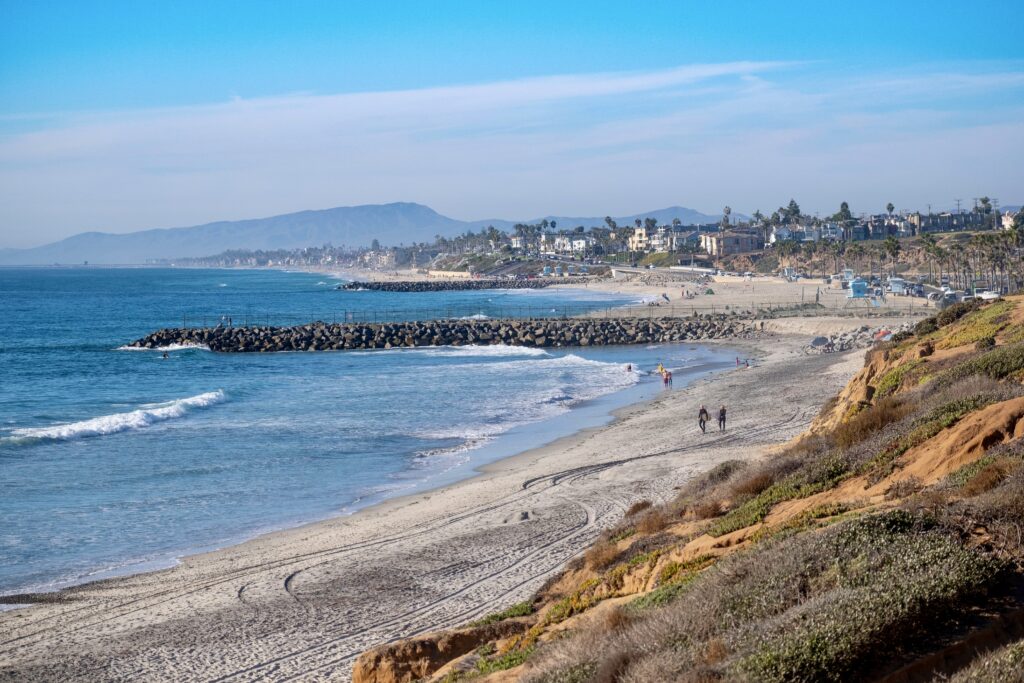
[[177, 200, 1024, 299]]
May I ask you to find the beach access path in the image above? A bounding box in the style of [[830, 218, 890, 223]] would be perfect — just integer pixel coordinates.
[[0, 322, 872, 683]]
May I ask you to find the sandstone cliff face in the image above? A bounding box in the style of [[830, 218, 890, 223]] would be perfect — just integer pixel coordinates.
[[352, 620, 528, 683]]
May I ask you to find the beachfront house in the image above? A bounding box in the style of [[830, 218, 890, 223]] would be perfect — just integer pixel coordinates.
[[701, 231, 760, 257], [627, 226, 651, 253]]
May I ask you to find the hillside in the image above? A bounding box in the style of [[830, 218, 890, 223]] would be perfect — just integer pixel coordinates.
[[354, 299, 1024, 682], [0, 204, 733, 266]]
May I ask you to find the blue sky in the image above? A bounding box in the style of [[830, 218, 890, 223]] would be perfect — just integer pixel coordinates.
[[1, 0, 1022, 247]]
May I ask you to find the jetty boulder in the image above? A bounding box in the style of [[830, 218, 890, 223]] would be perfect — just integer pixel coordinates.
[[339, 279, 559, 292], [127, 317, 760, 353]]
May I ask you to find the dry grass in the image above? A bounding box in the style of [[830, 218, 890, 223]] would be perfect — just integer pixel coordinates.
[[625, 500, 652, 517], [601, 605, 635, 633], [885, 476, 924, 500], [691, 499, 723, 520], [729, 470, 775, 498], [701, 639, 729, 665], [526, 511, 1005, 683], [833, 396, 916, 449], [584, 541, 620, 571], [963, 459, 1020, 497], [636, 509, 671, 535]]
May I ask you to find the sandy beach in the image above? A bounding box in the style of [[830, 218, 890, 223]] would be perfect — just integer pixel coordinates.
[[0, 312, 887, 683]]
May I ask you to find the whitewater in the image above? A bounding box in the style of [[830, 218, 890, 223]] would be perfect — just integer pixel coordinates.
[[0, 267, 732, 595]]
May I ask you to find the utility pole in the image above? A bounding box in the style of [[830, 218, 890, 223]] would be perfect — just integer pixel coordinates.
[[956, 199, 963, 215]]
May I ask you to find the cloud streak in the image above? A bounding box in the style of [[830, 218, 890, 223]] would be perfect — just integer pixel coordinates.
[[1, 60, 1022, 247]]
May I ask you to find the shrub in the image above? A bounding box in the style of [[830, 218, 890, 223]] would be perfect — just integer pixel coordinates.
[[975, 336, 996, 350], [470, 601, 534, 627], [636, 509, 671, 534], [733, 513, 1004, 682], [584, 541, 620, 570], [528, 511, 1006, 683], [962, 459, 1020, 497], [915, 317, 938, 335], [890, 330, 913, 344], [948, 640, 1024, 682], [861, 394, 995, 482], [729, 470, 775, 498], [935, 344, 1024, 387], [626, 500, 653, 517], [874, 360, 924, 397], [833, 396, 916, 449], [473, 645, 535, 676], [937, 300, 981, 327], [691, 499, 723, 519], [885, 476, 924, 500], [937, 300, 1013, 349]]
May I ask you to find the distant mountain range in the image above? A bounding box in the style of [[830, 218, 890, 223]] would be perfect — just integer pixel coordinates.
[[0, 203, 739, 265]]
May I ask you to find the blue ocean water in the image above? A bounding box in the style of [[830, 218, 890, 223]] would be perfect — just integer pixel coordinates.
[[0, 267, 733, 594]]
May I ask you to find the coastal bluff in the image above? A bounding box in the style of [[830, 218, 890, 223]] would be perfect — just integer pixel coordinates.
[[127, 317, 757, 352], [338, 278, 559, 292]]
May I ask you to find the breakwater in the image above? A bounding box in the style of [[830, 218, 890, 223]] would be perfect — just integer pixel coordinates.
[[338, 279, 559, 292], [128, 317, 757, 352]]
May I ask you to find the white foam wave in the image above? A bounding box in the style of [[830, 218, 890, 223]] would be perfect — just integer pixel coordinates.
[[410, 353, 639, 455], [458, 313, 490, 320], [5, 391, 226, 443], [411, 344, 551, 358], [116, 343, 210, 352]]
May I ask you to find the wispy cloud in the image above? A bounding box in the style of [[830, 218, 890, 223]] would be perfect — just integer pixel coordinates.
[[0, 60, 1022, 247]]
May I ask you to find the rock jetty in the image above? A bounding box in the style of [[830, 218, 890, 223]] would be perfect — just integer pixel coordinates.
[[338, 279, 559, 292], [128, 318, 757, 353]]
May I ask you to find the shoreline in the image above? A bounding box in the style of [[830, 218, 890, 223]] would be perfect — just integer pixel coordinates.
[[0, 323, 875, 682], [0, 343, 737, 601]]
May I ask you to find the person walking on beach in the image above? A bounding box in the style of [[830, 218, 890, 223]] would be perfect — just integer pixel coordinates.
[[718, 405, 727, 432], [698, 405, 710, 433]]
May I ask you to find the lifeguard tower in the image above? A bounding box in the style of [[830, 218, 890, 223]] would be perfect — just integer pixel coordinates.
[[845, 277, 875, 308]]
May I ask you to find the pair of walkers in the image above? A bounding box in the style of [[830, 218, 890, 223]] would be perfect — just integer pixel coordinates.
[[698, 404, 726, 433]]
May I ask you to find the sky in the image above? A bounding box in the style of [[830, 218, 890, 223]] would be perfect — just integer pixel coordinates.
[[1, 1, 1022, 248]]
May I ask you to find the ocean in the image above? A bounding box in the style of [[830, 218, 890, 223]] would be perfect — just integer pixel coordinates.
[[0, 267, 734, 595]]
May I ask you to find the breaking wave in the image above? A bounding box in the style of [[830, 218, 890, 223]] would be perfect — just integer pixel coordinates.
[[3, 391, 226, 444]]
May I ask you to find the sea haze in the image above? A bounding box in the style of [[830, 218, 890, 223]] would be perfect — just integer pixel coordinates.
[[0, 268, 733, 594]]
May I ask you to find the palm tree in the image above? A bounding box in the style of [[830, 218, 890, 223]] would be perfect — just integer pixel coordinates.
[[886, 202, 895, 216], [920, 234, 937, 283], [884, 236, 901, 277]]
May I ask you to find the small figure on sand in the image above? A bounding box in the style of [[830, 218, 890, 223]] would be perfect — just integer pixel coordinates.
[[698, 405, 710, 433], [718, 405, 727, 432], [663, 371, 672, 386]]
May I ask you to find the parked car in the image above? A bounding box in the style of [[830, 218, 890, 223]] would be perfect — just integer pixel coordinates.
[[977, 291, 1001, 301]]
